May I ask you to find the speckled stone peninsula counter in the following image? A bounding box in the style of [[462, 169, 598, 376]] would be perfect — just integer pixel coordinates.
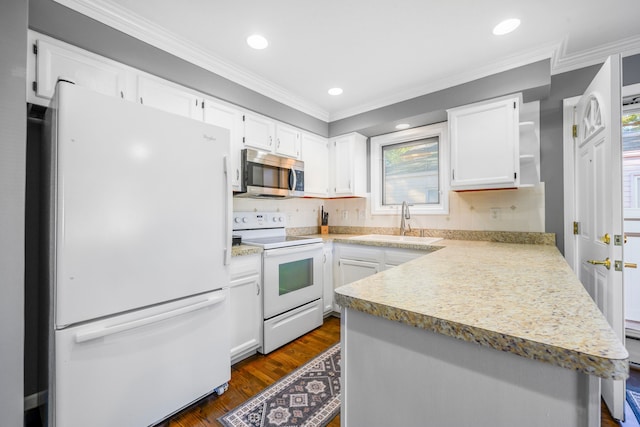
[[335, 239, 628, 427]]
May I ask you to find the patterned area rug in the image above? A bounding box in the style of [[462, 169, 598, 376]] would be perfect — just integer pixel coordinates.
[[628, 387, 640, 422], [218, 343, 341, 427]]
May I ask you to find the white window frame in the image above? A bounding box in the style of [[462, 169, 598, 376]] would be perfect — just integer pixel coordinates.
[[370, 122, 449, 215]]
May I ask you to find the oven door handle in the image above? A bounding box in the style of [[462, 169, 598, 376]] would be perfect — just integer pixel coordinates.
[[262, 243, 323, 258]]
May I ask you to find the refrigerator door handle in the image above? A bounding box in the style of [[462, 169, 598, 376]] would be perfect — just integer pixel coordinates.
[[224, 155, 232, 266], [75, 292, 227, 343]]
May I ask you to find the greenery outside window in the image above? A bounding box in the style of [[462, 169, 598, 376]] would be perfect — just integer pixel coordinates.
[[371, 122, 449, 215]]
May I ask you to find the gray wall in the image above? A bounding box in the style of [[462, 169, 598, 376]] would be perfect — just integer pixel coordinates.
[[28, 0, 329, 138], [329, 59, 551, 138], [1, 0, 27, 425]]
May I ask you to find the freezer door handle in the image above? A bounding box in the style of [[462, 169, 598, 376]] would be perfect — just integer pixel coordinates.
[[75, 292, 227, 343], [224, 155, 232, 266]]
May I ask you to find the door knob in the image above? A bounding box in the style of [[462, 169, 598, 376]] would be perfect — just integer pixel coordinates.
[[599, 233, 611, 244], [587, 258, 611, 270]]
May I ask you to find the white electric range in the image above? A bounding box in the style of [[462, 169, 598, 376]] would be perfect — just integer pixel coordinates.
[[233, 212, 324, 353]]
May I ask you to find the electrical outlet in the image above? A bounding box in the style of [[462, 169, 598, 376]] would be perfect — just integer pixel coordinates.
[[490, 208, 502, 221]]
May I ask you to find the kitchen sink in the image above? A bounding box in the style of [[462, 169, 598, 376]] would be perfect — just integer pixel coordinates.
[[348, 234, 442, 245]]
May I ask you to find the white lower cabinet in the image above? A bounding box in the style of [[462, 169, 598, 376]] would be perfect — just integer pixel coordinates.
[[322, 242, 334, 314], [334, 244, 383, 311], [334, 244, 428, 311], [229, 254, 262, 364], [338, 259, 380, 285], [383, 248, 424, 270]]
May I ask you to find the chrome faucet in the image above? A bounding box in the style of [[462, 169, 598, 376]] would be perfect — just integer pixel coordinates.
[[400, 201, 411, 236]]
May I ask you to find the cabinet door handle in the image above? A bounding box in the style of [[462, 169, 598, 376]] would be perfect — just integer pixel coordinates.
[[140, 97, 143, 104], [256, 282, 261, 295], [269, 136, 273, 146], [323, 253, 327, 263], [236, 169, 240, 180], [277, 138, 281, 148]]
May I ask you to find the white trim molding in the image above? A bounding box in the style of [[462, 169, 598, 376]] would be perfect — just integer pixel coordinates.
[[52, 0, 330, 122], [53, 0, 640, 123], [552, 34, 640, 75], [563, 95, 581, 270], [370, 122, 449, 216]]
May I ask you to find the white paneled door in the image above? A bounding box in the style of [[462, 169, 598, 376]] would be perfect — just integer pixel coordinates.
[[574, 55, 625, 420]]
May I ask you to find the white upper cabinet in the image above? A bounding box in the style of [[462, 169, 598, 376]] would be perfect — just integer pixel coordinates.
[[275, 123, 301, 158], [202, 98, 244, 191], [136, 74, 203, 120], [330, 133, 368, 197], [301, 132, 329, 197], [448, 94, 521, 190], [243, 113, 275, 152], [28, 33, 133, 105], [242, 113, 301, 159]]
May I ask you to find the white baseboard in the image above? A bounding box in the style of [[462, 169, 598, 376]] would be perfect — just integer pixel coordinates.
[[24, 390, 47, 411], [626, 335, 640, 366]]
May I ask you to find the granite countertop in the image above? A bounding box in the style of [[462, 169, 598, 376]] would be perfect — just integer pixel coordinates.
[[334, 239, 629, 380], [231, 244, 262, 257]]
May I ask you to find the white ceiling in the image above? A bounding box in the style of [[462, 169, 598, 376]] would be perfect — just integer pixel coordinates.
[[56, 0, 640, 122]]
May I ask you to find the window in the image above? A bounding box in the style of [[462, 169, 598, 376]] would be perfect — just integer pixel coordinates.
[[371, 122, 449, 215]]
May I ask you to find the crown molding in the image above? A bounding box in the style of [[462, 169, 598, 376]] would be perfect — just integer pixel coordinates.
[[551, 34, 640, 75], [328, 42, 559, 121], [51, 0, 640, 124], [52, 0, 330, 122]]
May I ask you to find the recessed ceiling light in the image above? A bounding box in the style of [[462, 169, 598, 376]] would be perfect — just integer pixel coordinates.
[[395, 123, 411, 130], [328, 87, 343, 96], [247, 34, 268, 49], [492, 18, 520, 36]]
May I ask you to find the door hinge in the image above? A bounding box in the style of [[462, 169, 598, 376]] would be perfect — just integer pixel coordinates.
[[201, 100, 205, 109], [573, 221, 580, 235], [572, 124, 578, 138], [242, 136, 245, 143], [32, 43, 38, 54], [32, 81, 37, 92]]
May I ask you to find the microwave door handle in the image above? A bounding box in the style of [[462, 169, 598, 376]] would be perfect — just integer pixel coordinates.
[[289, 168, 296, 191]]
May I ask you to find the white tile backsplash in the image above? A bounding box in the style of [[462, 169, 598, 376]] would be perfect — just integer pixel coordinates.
[[233, 183, 545, 232]]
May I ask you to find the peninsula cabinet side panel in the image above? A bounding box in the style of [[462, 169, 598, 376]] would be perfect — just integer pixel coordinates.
[[340, 308, 599, 427]]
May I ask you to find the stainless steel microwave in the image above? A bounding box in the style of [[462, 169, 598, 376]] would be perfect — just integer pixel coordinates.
[[236, 148, 304, 198]]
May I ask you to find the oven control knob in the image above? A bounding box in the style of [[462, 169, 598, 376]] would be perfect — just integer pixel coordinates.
[[278, 216, 284, 222], [234, 217, 241, 224], [242, 217, 248, 223], [272, 217, 278, 222]]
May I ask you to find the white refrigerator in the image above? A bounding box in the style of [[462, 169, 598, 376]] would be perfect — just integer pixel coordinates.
[[44, 81, 232, 427]]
